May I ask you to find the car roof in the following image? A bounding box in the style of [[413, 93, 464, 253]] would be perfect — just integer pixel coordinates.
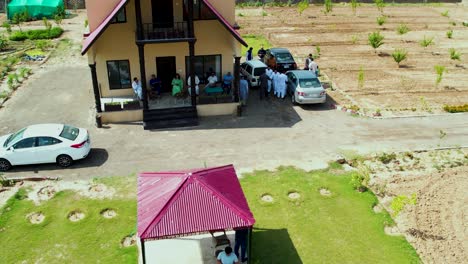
[[287, 70, 317, 78], [269, 48, 291, 54], [23, 124, 65, 138], [244, 60, 267, 67]]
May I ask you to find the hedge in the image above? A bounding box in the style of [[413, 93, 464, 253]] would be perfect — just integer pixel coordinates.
[[9, 27, 64, 41], [443, 104, 468, 113]]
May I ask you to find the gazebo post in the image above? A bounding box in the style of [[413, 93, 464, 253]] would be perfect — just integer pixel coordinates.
[[140, 238, 146, 264], [248, 226, 253, 264]]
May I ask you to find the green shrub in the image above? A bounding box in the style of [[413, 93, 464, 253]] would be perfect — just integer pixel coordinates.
[[396, 24, 409, 35], [446, 29, 453, 39], [9, 27, 63, 41], [376, 16, 386, 26], [2, 22, 12, 34], [378, 152, 396, 164], [419, 36, 434, 47], [390, 194, 417, 217], [358, 66, 365, 88], [9, 31, 27, 41], [0, 35, 8, 50], [55, 5, 66, 18], [324, 0, 333, 14], [374, 0, 385, 13], [392, 49, 408, 67], [350, 162, 371, 191], [441, 10, 449, 17], [351, 0, 359, 15], [449, 48, 461, 60], [297, 0, 309, 16], [443, 104, 468, 113], [54, 14, 63, 26], [35, 39, 53, 51], [368, 31, 384, 52], [434, 65, 446, 86]]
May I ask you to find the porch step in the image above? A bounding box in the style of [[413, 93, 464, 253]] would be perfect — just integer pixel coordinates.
[[143, 106, 199, 130]]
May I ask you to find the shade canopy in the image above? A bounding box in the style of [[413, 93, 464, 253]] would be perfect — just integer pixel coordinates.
[[8, 0, 64, 20], [138, 165, 255, 240]]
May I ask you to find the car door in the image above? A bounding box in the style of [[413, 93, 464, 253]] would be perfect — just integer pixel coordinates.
[[240, 63, 247, 77], [6, 137, 37, 165], [35, 137, 63, 164], [287, 73, 296, 94]]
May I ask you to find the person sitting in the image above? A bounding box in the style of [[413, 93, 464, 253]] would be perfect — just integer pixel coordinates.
[[149, 74, 161, 99], [187, 74, 200, 96], [171, 73, 183, 97], [207, 72, 218, 88], [217, 246, 239, 264], [132, 77, 142, 100], [222, 72, 233, 94]]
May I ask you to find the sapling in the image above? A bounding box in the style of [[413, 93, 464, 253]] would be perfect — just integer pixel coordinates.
[[376, 16, 386, 26], [449, 48, 461, 60], [391, 49, 407, 67], [446, 29, 453, 39], [396, 24, 409, 35], [351, 0, 359, 15], [324, 0, 333, 14], [434, 65, 446, 86], [419, 36, 434, 47], [374, 0, 385, 13], [368, 31, 384, 53], [297, 0, 309, 16], [358, 66, 365, 88]]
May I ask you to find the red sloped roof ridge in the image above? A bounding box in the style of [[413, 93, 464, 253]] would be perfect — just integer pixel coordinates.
[[138, 164, 255, 240]]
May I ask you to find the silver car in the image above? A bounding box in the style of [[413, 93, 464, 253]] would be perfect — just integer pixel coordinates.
[[286, 70, 326, 105]]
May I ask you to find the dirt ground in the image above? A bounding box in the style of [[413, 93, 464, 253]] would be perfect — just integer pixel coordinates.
[[237, 4, 468, 116], [362, 149, 468, 263]]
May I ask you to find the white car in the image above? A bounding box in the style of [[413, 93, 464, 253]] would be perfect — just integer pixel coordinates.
[[240, 60, 268, 87], [0, 124, 91, 171]]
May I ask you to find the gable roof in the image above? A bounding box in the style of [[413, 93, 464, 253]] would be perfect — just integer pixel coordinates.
[[137, 165, 255, 240], [81, 0, 247, 55]]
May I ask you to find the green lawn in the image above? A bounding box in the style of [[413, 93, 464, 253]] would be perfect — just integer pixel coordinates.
[[0, 177, 137, 264], [241, 34, 272, 56], [241, 166, 420, 264]]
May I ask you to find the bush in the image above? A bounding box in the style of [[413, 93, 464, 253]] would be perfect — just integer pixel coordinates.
[[2, 22, 12, 34], [376, 16, 386, 26], [446, 29, 453, 39], [9, 27, 63, 41], [449, 48, 461, 60], [374, 0, 385, 13], [368, 31, 384, 52], [350, 162, 371, 192], [419, 36, 434, 47], [297, 0, 309, 16], [391, 49, 407, 67], [443, 104, 468, 113], [396, 24, 409, 35], [323, 0, 333, 14], [434, 65, 446, 86], [0, 35, 8, 50]]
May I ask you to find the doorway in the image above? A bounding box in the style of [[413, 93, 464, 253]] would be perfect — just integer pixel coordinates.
[[152, 0, 173, 28], [156, 56, 176, 93]]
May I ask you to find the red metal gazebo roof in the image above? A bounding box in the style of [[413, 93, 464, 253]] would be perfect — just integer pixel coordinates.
[[138, 165, 255, 240]]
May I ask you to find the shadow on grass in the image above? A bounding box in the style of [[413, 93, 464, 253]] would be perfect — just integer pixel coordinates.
[[252, 227, 302, 264]]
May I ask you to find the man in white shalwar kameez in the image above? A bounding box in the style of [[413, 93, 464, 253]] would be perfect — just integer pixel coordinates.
[[273, 70, 281, 97], [266, 67, 273, 94], [278, 72, 287, 99]]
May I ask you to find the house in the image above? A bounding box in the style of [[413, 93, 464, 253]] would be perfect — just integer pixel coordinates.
[[82, 0, 247, 129]]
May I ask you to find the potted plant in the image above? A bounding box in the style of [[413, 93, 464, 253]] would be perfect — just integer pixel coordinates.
[[123, 100, 141, 110], [104, 102, 122, 112]]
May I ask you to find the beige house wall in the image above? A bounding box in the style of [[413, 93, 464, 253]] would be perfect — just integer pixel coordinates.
[[85, 0, 122, 32]]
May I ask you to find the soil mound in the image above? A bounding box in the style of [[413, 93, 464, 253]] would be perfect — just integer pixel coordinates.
[[261, 194, 274, 203], [68, 210, 85, 222], [288, 192, 300, 199], [121, 235, 136, 247], [27, 212, 45, 224], [319, 188, 332, 196], [101, 209, 117, 219]]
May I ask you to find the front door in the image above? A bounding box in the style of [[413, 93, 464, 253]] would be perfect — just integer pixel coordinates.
[[156, 56, 176, 93], [152, 0, 173, 28]]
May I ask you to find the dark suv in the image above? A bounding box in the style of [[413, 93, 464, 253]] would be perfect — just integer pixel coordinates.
[[264, 48, 297, 73]]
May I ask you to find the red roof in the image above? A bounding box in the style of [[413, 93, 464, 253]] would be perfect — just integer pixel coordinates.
[[81, 0, 247, 55], [138, 165, 255, 240]]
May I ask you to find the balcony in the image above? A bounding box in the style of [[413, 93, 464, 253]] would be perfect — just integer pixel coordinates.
[[137, 22, 194, 43]]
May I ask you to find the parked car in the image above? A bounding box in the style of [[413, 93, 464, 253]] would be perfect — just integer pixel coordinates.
[[240, 60, 267, 87], [264, 48, 297, 73], [286, 70, 326, 105], [0, 124, 91, 171]]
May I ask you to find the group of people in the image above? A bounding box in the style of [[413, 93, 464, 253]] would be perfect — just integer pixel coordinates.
[[258, 68, 288, 100]]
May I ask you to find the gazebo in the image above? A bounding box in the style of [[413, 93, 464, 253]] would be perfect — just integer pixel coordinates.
[[137, 165, 255, 264]]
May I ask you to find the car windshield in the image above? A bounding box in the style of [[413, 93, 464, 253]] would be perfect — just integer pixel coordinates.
[[4, 127, 26, 147], [276, 53, 293, 62], [299, 78, 322, 88], [253, 67, 267, 76], [59, 125, 79, 141]]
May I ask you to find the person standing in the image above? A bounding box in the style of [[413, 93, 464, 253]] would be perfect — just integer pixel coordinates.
[[308, 57, 319, 76], [272, 70, 280, 97], [257, 45, 266, 61], [246, 47, 253, 61], [304, 54, 313, 70], [171, 73, 183, 97], [239, 75, 249, 106], [132, 77, 142, 100], [222, 72, 234, 94], [217, 246, 239, 264], [149, 74, 162, 98], [187, 74, 200, 96], [234, 229, 249, 263], [278, 72, 288, 99], [266, 67, 273, 95], [259, 70, 269, 100]]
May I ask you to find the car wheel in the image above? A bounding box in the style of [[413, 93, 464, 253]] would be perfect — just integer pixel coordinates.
[[291, 94, 297, 105], [56, 155, 73, 168], [0, 158, 12, 172]]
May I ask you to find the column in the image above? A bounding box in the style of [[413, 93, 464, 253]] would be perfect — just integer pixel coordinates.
[[187, 0, 196, 106], [137, 44, 148, 110], [233, 56, 241, 102], [89, 63, 102, 113]]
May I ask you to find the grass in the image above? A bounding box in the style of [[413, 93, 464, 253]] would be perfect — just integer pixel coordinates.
[[0, 176, 137, 263], [241, 167, 420, 263], [241, 34, 272, 56]]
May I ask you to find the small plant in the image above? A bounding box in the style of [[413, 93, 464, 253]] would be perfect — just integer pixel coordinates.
[[391, 48, 408, 67], [378, 152, 396, 164], [446, 29, 453, 39], [441, 10, 449, 17], [262, 11, 267, 17], [350, 162, 371, 192], [297, 0, 309, 16], [351, 35, 359, 44], [368, 31, 384, 52], [376, 16, 386, 26], [449, 48, 461, 60], [350, 0, 359, 15], [374, 0, 385, 13], [54, 14, 63, 26], [7, 74, 15, 90], [238, 13, 244, 17], [434, 65, 446, 86], [323, 0, 333, 14], [55, 5, 66, 18], [463, 21, 468, 27], [42, 17, 52, 33], [357, 66, 365, 89], [2, 22, 12, 34], [11, 12, 26, 32], [315, 45, 321, 58], [439, 129, 447, 139], [19, 67, 31, 79], [420, 96, 432, 112], [396, 24, 409, 35], [390, 194, 417, 217], [35, 39, 52, 51], [0, 35, 8, 51], [419, 36, 434, 47]]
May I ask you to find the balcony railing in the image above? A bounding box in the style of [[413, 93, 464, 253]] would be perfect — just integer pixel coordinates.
[[139, 22, 189, 41]]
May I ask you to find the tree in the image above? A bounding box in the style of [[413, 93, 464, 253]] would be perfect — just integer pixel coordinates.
[[368, 32, 384, 53], [391, 49, 408, 67]]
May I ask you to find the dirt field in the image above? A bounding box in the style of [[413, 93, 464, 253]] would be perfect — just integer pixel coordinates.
[[237, 4, 468, 116]]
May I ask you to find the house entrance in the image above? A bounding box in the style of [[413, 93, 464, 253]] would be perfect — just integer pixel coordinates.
[[152, 0, 173, 28], [156, 56, 176, 93]]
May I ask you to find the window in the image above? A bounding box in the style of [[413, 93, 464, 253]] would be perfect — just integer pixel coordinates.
[[59, 125, 80, 141], [275, 53, 294, 62], [185, 55, 221, 84], [183, 0, 217, 20], [245, 65, 253, 75], [4, 127, 26, 147], [111, 8, 126, 23], [106, 60, 131, 89], [253, 67, 266, 76], [37, 137, 62, 147], [299, 78, 321, 88], [13, 138, 36, 149]]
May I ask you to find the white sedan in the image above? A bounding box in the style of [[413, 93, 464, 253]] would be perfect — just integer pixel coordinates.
[[0, 124, 91, 171]]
